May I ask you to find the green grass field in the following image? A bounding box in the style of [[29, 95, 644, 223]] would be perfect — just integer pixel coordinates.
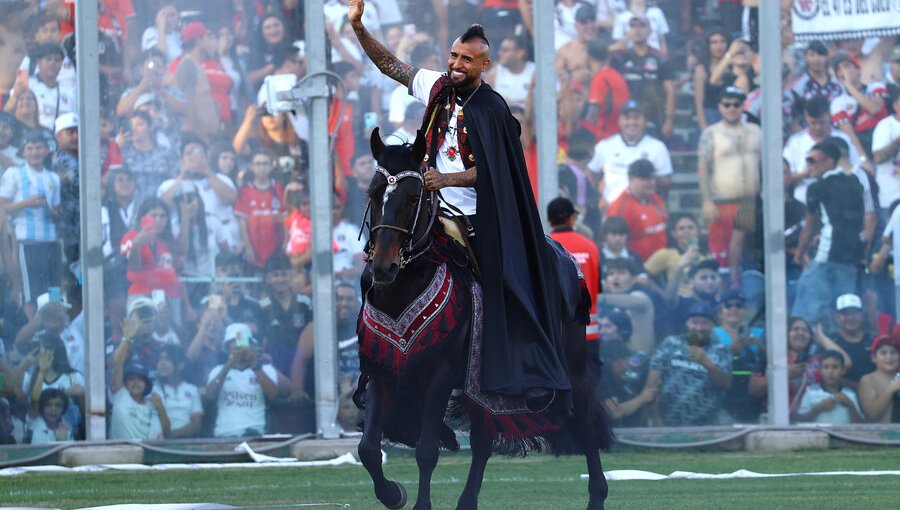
[[2, 447, 899, 509]]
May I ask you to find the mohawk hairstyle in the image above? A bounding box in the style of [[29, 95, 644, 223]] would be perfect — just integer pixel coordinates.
[[460, 24, 490, 48]]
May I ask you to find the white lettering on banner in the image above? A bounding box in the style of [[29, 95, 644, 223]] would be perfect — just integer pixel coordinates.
[[792, 0, 900, 41]]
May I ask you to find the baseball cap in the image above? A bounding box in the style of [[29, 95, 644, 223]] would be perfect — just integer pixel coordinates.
[[720, 289, 746, 305], [720, 86, 747, 102], [836, 293, 863, 311], [601, 308, 633, 340], [870, 334, 899, 356], [575, 5, 596, 23], [831, 53, 859, 71], [127, 296, 156, 316], [547, 197, 577, 223], [180, 21, 210, 43], [123, 362, 153, 396], [807, 40, 829, 55], [223, 323, 255, 346], [54, 113, 78, 134], [627, 158, 655, 179], [620, 100, 642, 115], [686, 301, 717, 322]]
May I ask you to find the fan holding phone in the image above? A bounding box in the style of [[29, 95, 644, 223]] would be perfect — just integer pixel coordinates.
[[119, 198, 184, 325]]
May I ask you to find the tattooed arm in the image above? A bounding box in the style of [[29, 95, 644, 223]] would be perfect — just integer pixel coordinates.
[[348, 0, 418, 87]]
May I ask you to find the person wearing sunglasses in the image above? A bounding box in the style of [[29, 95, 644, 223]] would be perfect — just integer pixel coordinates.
[[792, 140, 866, 331], [697, 86, 761, 274], [713, 289, 766, 424]]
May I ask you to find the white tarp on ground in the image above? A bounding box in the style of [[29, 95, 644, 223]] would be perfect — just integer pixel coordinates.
[[791, 0, 900, 41], [586, 469, 900, 481]]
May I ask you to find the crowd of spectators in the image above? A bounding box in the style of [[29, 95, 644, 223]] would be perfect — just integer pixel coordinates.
[[0, 0, 899, 446]]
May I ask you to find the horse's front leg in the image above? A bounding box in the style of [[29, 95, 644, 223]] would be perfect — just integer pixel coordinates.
[[455, 408, 492, 510], [412, 363, 454, 510], [359, 377, 408, 509]]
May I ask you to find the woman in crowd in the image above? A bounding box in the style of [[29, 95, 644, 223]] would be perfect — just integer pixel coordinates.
[[693, 30, 729, 131], [120, 111, 179, 207], [644, 213, 708, 297], [247, 14, 290, 88], [16, 333, 84, 439], [119, 197, 184, 325], [785, 317, 822, 417], [152, 345, 204, 438], [708, 38, 757, 100]]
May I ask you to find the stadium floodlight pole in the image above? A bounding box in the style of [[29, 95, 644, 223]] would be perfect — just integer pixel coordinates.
[[75, 0, 106, 440], [533, 0, 558, 227], [760, 0, 789, 426], [305, 0, 343, 439]]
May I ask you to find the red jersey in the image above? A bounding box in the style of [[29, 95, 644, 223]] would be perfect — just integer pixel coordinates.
[[588, 66, 630, 140], [202, 59, 234, 123], [606, 191, 668, 261], [550, 229, 601, 340], [285, 210, 311, 256], [119, 230, 181, 297], [235, 181, 285, 267]]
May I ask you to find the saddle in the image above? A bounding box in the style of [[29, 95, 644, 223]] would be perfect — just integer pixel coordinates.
[[437, 214, 482, 281]]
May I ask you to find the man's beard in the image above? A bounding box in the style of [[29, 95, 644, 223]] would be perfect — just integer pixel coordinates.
[[450, 72, 478, 91]]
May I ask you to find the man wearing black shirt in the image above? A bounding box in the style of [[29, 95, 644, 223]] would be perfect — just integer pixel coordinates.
[[609, 15, 675, 139], [792, 140, 865, 326], [817, 294, 875, 391]]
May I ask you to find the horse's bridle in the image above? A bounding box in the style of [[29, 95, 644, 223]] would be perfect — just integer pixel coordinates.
[[361, 163, 437, 269]]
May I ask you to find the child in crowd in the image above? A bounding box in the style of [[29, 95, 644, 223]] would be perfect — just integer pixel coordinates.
[[858, 335, 900, 423], [152, 345, 203, 438], [235, 151, 285, 269], [26, 387, 72, 444], [109, 314, 169, 440], [599, 215, 646, 280], [796, 350, 863, 424]]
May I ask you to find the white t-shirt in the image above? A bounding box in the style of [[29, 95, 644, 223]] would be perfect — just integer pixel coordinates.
[[109, 388, 164, 440], [492, 62, 535, 108], [157, 174, 237, 226], [22, 370, 85, 400], [872, 115, 900, 209], [207, 364, 277, 438], [796, 384, 861, 424], [60, 319, 85, 375], [782, 129, 859, 204], [333, 220, 366, 273], [612, 8, 670, 52], [26, 414, 72, 444], [882, 205, 900, 284], [18, 54, 77, 94], [0, 164, 61, 242], [152, 381, 202, 432], [141, 27, 182, 63], [587, 134, 673, 202], [410, 69, 477, 215], [10, 76, 77, 131], [388, 83, 417, 127]]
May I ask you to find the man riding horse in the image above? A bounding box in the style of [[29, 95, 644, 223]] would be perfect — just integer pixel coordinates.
[[349, 0, 570, 413]]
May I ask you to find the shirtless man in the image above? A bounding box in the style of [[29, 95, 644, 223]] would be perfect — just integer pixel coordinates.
[[556, 4, 598, 88], [697, 86, 761, 270], [837, 38, 897, 85], [858, 335, 900, 423]]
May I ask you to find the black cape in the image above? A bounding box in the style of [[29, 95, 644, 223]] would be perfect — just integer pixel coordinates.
[[462, 83, 572, 397]]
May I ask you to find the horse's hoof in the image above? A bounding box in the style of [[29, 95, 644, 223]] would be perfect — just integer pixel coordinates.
[[382, 481, 407, 509]]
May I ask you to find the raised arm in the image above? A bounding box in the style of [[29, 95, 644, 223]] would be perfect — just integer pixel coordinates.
[[348, 0, 418, 87]]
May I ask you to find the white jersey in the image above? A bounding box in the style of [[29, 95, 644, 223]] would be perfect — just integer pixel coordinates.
[[782, 129, 859, 204], [587, 134, 673, 202], [333, 220, 366, 273], [26, 414, 72, 444], [61, 317, 85, 375], [22, 370, 85, 399], [109, 388, 164, 440], [872, 115, 900, 209], [141, 27, 182, 62], [492, 62, 534, 108], [410, 69, 477, 215], [796, 384, 861, 424], [152, 381, 202, 432], [388, 83, 417, 126], [208, 364, 277, 438], [10, 76, 77, 131]]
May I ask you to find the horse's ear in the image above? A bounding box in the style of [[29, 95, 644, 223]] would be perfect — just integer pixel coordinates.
[[370, 127, 385, 159], [412, 130, 426, 167]]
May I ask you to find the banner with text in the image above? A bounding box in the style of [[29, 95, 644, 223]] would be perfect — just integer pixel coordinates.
[[791, 0, 900, 41]]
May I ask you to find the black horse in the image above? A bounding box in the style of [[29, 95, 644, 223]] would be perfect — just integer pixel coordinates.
[[356, 127, 611, 510]]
